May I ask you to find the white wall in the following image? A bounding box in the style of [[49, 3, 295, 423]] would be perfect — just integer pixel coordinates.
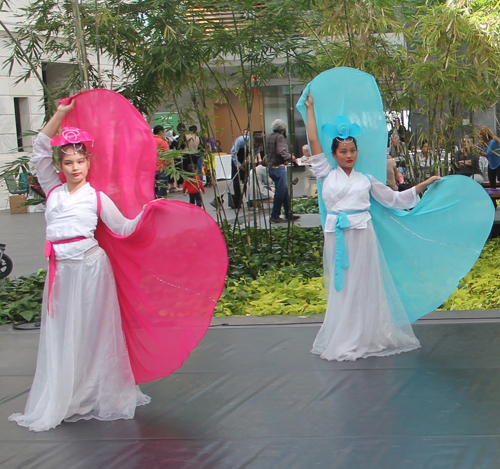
[[0, 2, 119, 209], [0, 2, 45, 208]]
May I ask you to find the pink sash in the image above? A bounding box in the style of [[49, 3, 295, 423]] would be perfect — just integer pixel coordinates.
[[44, 237, 86, 318]]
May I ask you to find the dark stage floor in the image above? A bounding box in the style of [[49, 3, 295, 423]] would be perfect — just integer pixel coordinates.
[[3, 315, 500, 469]]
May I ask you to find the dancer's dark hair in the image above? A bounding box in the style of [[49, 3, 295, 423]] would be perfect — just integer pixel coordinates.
[[331, 137, 357, 154]]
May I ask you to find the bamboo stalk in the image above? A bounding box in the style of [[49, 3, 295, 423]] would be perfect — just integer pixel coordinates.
[[71, 0, 89, 90]]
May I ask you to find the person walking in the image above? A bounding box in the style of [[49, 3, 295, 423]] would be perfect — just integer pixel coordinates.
[[266, 119, 300, 223]]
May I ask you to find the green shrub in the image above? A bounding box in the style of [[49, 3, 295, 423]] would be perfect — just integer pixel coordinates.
[[227, 226, 324, 281], [292, 197, 319, 214], [440, 238, 500, 310], [3, 232, 498, 323], [0, 270, 45, 324], [215, 269, 325, 316]]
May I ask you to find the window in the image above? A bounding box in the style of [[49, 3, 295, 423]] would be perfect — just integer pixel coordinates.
[[14, 97, 30, 152]]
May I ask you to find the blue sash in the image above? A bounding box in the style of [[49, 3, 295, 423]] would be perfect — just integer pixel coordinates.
[[327, 210, 367, 291]]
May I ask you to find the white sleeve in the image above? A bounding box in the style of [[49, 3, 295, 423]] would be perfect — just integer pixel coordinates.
[[30, 132, 61, 194], [370, 176, 420, 210], [310, 152, 332, 179], [99, 192, 143, 236]]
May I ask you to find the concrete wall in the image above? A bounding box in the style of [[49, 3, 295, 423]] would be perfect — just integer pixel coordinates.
[[0, 2, 45, 209]]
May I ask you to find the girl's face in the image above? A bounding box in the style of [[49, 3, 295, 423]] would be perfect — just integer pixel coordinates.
[[59, 151, 90, 186], [333, 140, 357, 172]]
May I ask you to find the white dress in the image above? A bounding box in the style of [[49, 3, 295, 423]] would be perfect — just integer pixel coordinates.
[[310, 152, 421, 361], [9, 133, 150, 432]]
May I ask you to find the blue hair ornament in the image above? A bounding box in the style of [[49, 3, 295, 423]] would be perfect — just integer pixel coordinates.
[[322, 116, 362, 139]]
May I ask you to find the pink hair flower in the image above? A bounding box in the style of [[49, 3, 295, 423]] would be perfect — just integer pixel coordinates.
[[50, 127, 95, 146]]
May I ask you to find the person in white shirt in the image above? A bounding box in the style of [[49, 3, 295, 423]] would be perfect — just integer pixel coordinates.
[[297, 144, 312, 165], [247, 158, 274, 204], [386, 154, 399, 190], [9, 101, 150, 432], [293, 144, 315, 196], [304, 92, 439, 362]]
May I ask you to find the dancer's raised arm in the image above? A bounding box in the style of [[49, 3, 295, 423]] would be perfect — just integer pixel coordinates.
[[305, 92, 322, 156]]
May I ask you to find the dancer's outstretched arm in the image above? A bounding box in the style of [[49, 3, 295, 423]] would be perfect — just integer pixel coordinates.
[[305, 92, 323, 156]]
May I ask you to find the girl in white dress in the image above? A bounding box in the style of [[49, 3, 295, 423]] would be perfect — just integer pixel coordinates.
[[304, 93, 440, 361], [9, 101, 150, 432]]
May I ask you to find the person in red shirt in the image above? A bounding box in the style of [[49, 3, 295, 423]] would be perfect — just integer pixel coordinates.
[[182, 164, 205, 207], [153, 125, 178, 196], [153, 125, 170, 153]]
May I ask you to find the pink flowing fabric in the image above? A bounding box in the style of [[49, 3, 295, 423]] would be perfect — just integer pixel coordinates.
[[58, 89, 228, 383]]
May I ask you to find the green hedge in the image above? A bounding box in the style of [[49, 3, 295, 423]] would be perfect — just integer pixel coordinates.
[[2, 233, 499, 324], [440, 238, 500, 311], [0, 270, 45, 324], [215, 268, 326, 316], [292, 197, 319, 214]]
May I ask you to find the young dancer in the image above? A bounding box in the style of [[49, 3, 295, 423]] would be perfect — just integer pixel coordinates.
[[10, 89, 229, 433], [9, 101, 150, 431], [304, 92, 440, 361]]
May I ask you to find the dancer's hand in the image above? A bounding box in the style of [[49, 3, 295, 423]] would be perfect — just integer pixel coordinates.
[[305, 91, 314, 108], [415, 175, 440, 193], [56, 100, 75, 116], [41, 99, 76, 139]]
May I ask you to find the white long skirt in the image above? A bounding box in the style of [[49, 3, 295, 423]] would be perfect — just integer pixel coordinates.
[[312, 222, 420, 361], [9, 246, 150, 432]]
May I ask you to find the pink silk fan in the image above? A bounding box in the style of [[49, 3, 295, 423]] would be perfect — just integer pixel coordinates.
[[59, 89, 228, 383]]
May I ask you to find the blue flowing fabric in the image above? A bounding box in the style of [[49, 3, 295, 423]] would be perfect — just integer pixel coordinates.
[[297, 67, 494, 323], [297, 68, 387, 227]]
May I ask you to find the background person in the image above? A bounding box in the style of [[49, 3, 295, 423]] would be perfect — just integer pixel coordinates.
[[388, 132, 406, 164], [479, 127, 500, 188], [298, 144, 312, 165], [386, 154, 399, 190], [266, 119, 300, 223], [182, 125, 204, 180], [392, 117, 407, 143], [455, 136, 483, 183], [230, 129, 249, 209], [230, 131, 263, 209], [247, 158, 274, 206], [182, 164, 205, 207], [293, 144, 314, 195], [153, 125, 172, 197]]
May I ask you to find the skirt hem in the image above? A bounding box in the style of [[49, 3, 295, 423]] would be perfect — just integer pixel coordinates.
[[311, 343, 421, 362]]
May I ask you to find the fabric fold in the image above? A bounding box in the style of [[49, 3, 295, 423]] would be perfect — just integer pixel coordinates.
[[59, 89, 228, 383], [296, 67, 494, 323]]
